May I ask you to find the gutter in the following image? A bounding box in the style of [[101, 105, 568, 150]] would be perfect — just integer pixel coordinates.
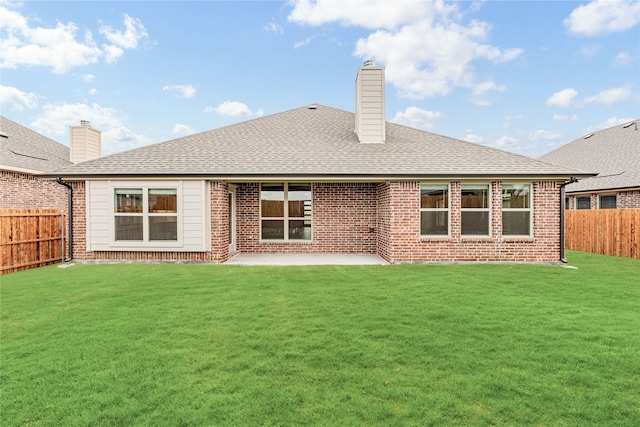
[[559, 177, 578, 263], [56, 177, 73, 262]]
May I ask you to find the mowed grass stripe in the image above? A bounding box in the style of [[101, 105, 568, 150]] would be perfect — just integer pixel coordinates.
[[1, 251, 639, 426]]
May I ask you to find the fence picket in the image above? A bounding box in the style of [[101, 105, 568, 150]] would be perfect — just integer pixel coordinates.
[[565, 208, 640, 260], [0, 209, 65, 274]]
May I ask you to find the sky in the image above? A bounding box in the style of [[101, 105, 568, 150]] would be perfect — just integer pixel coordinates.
[[1, 0, 639, 159]]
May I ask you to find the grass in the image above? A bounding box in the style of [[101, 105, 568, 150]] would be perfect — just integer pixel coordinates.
[[1, 251, 639, 426]]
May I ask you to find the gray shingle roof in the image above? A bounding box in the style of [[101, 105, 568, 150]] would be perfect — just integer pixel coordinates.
[[1, 115, 72, 173], [44, 105, 587, 179], [539, 119, 640, 193]]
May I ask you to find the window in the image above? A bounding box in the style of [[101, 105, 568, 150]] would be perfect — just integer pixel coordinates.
[[114, 188, 177, 242], [420, 184, 449, 236], [599, 194, 616, 209], [502, 184, 532, 236], [461, 184, 490, 236], [576, 196, 591, 210], [261, 183, 312, 240]]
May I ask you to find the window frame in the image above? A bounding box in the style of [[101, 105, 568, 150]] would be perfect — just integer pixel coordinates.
[[260, 182, 312, 242], [598, 194, 617, 209], [460, 183, 492, 237], [419, 183, 450, 237], [501, 183, 533, 237], [110, 183, 182, 247], [576, 196, 591, 210]]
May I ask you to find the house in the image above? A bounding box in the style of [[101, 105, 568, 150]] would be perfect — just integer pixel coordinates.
[[539, 120, 640, 210], [0, 116, 73, 211], [41, 63, 591, 264]]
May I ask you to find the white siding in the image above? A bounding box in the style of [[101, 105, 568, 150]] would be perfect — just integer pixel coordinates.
[[355, 66, 385, 143], [86, 179, 209, 252]]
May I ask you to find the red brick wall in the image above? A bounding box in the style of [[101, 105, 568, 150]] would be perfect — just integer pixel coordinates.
[[68, 179, 564, 264], [236, 182, 378, 254], [378, 181, 563, 263], [568, 190, 640, 209], [1, 171, 68, 211]]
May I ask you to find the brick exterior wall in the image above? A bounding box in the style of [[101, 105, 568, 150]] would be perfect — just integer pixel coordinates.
[[567, 190, 640, 209], [236, 182, 378, 254], [69, 179, 564, 264], [376, 181, 562, 263], [1, 170, 68, 211]]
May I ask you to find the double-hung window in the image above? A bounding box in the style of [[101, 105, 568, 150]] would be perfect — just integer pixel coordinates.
[[599, 194, 616, 209], [502, 184, 532, 236], [576, 196, 591, 210], [461, 184, 490, 236], [114, 188, 178, 242], [261, 183, 312, 240], [420, 184, 449, 236]]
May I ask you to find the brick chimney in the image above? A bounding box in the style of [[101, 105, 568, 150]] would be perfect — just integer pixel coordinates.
[[70, 120, 101, 163], [355, 60, 385, 143]]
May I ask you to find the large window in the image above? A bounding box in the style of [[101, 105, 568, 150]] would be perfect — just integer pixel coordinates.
[[420, 184, 449, 236], [261, 183, 312, 240], [576, 196, 591, 210], [461, 184, 490, 236], [114, 188, 177, 241], [599, 194, 616, 209], [502, 184, 532, 236]]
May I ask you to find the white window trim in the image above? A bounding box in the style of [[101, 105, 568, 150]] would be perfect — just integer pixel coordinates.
[[461, 183, 492, 237], [260, 182, 313, 242], [501, 182, 533, 238], [419, 182, 451, 237], [109, 181, 184, 248]]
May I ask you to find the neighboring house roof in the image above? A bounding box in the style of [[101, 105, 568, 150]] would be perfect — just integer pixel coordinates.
[[539, 119, 640, 193], [44, 105, 588, 180], [1, 115, 72, 174]]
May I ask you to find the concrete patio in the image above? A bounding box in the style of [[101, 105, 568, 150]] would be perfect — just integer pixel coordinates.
[[224, 253, 388, 266]]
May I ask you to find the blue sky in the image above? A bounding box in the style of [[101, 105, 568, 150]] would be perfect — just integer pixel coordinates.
[[1, 0, 639, 158]]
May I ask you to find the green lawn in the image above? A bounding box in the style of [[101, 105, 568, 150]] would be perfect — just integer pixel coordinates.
[[1, 251, 639, 426]]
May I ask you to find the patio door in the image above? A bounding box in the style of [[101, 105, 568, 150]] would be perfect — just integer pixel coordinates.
[[228, 186, 236, 254]]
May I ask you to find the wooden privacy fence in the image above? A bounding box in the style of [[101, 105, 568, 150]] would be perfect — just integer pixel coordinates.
[[1, 209, 65, 274], [565, 208, 640, 260]]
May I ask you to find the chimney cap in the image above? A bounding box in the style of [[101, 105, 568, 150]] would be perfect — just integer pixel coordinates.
[[80, 120, 91, 127], [363, 59, 376, 67]]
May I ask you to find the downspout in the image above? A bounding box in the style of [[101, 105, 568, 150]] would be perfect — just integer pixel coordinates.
[[56, 177, 73, 262], [559, 177, 578, 263]]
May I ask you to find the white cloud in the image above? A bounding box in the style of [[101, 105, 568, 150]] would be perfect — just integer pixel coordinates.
[[88, 88, 98, 95], [564, 0, 640, 36], [546, 88, 578, 107], [100, 14, 148, 49], [172, 123, 195, 135], [204, 101, 263, 117], [390, 107, 441, 130], [82, 73, 95, 83], [264, 21, 284, 34], [163, 84, 196, 99], [613, 51, 633, 66], [580, 43, 601, 57], [553, 114, 578, 121], [463, 132, 486, 144], [30, 102, 152, 155], [584, 85, 633, 105], [528, 130, 561, 141], [294, 36, 315, 48], [0, 4, 147, 73], [288, 0, 522, 100], [0, 85, 38, 111], [288, 0, 445, 29], [471, 81, 506, 106]]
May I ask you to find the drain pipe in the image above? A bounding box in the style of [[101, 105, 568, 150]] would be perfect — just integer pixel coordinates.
[[559, 177, 578, 263], [56, 177, 73, 262]]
